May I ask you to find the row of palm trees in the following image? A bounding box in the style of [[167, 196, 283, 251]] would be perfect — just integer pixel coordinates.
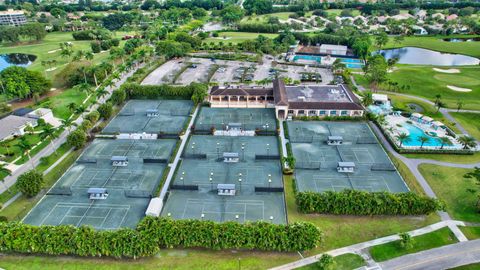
[[396, 132, 477, 150]]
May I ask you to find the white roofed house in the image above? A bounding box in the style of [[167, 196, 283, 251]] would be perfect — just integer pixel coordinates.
[[0, 115, 37, 142], [0, 9, 27, 26]]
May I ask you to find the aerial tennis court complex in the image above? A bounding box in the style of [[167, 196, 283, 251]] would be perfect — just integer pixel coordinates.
[[24, 139, 176, 229], [162, 108, 287, 224], [103, 99, 193, 135], [287, 121, 408, 193]]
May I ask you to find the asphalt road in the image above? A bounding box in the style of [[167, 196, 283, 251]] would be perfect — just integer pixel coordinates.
[[379, 239, 480, 270]]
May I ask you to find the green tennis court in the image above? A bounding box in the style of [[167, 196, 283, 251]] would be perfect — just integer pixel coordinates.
[[103, 99, 193, 134], [288, 121, 409, 193], [194, 107, 276, 132], [161, 135, 287, 224], [23, 139, 177, 229]]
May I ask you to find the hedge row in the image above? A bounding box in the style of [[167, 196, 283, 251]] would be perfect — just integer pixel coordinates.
[[0, 217, 322, 258], [296, 190, 445, 215], [121, 83, 205, 100]]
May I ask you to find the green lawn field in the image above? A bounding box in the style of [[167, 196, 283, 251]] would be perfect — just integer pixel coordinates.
[[460, 226, 480, 240], [384, 35, 480, 58], [369, 227, 457, 262], [419, 164, 480, 223], [205, 32, 278, 44], [0, 31, 132, 81], [296, 253, 366, 270], [353, 66, 480, 110], [451, 112, 480, 141]]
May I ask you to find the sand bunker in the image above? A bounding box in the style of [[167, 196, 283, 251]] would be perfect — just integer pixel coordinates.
[[433, 68, 460, 74], [47, 49, 61, 54], [447, 85, 472, 92]]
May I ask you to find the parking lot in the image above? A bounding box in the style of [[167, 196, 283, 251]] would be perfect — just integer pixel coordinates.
[[142, 56, 334, 86]]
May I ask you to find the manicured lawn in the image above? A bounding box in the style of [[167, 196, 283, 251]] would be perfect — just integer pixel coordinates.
[[241, 12, 294, 22], [0, 250, 299, 270], [460, 226, 480, 240], [384, 35, 480, 58], [0, 31, 131, 82], [296, 253, 366, 270], [325, 9, 361, 17], [369, 227, 457, 262], [419, 164, 480, 223], [35, 87, 88, 120], [352, 66, 480, 111], [284, 176, 440, 255], [387, 66, 480, 110], [451, 112, 480, 140], [404, 152, 480, 164], [205, 32, 278, 44]]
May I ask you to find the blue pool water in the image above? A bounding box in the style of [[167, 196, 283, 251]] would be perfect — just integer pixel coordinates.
[[0, 53, 36, 72], [402, 124, 445, 147], [292, 55, 364, 68]]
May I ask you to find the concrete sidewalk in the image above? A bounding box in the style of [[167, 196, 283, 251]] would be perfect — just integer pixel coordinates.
[[379, 239, 480, 270]]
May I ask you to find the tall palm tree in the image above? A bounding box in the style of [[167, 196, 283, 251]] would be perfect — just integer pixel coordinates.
[[75, 105, 87, 115], [395, 133, 410, 148], [61, 118, 76, 134], [97, 88, 108, 99], [41, 125, 58, 155], [418, 136, 430, 149], [16, 137, 33, 169], [362, 91, 374, 107], [458, 136, 477, 150], [439, 137, 451, 149], [67, 102, 77, 113], [0, 163, 12, 193]]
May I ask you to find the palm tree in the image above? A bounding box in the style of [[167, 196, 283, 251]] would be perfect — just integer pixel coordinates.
[[456, 100, 464, 112], [376, 114, 387, 126], [41, 125, 58, 155], [362, 92, 374, 107], [67, 102, 77, 113], [418, 136, 430, 149], [458, 136, 477, 150], [90, 65, 99, 87], [439, 137, 451, 149], [396, 133, 410, 147], [72, 50, 84, 62], [0, 141, 12, 157], [16, 137, 33, 169], [434, 94, 442, 105], [61, 118, 76, 134], [97, 88, 108, 99], [85, 51, 94, 62], [75, 105, 86, 115], [0, 163, 12, 193]]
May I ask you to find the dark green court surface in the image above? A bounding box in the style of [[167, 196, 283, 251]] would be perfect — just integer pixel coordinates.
[[23, 139, 176, 229], [287, 121, 409, 193]]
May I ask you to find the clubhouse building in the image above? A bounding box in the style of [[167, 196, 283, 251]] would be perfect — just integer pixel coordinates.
[[208, 79, 364, 120]]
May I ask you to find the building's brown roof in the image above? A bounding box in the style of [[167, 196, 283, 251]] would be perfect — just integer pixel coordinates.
[[288, 102, 363, 110], [210, 86, 272, 96], [273, 78, 288, 106]]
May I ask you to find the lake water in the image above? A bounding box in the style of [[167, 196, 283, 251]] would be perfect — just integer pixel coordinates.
[[374, 47, 479, 66], [0, 53, 37, 72], [443, 37, 480, 42]]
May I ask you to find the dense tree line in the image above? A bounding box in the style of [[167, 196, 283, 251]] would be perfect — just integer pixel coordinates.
[[0, 217, 322, 257], [238, 23, 283, 33], [0, 66, 51, 99], [72, 29, 112, 41], [296, 189, 445, 216], [0, 23, 46, 43]]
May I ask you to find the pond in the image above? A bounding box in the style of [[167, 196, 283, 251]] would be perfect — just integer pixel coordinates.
[[443, 37, 480, 42], [374, 47, 480, 66], [0, 53, 37, 72]]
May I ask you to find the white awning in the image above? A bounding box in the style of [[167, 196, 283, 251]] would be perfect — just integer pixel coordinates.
[[145, 198, 163, 217]]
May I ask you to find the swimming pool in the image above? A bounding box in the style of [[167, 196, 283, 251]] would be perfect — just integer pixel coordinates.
[[402, 124, 446, 147], [292, 55, 364, 68]]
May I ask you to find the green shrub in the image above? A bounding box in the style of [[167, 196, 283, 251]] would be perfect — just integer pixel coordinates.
[[16, 170, 44, 197], [0, 217, 322, 258], [296, 189, 445, 215], [97, 102, 113, 120], [67, 129, 87, 149], [110, 88, 127, 105]]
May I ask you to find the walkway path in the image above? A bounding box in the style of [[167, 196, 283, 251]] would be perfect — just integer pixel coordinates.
[[0, 63, 144, 195], [270, 220, 467, 270], [278, 119, 289, 167], [379, 239, 480, 270], [157, 105, 200, 210]]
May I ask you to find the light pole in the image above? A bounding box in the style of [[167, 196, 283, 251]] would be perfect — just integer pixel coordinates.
[[268, 178, 272, 188], [201, 213, 205, 220], [180, 176, 184, 186], [241, 146, 245, 161], [209, 176, 213, 190], [266, 143, 270, 156], [238, 178, 242, 192], [269, 216, 274, 223], [216, 142, 220, 159]]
